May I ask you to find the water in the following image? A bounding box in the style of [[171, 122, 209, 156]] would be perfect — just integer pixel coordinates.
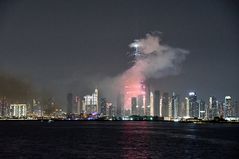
[[0, 121, 238, 159]]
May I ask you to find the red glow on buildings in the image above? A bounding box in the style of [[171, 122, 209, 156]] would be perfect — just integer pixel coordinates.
[[124, 79, 146, 109]]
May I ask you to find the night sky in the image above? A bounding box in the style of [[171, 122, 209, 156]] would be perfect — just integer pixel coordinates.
[[0, 0, 239, 106]]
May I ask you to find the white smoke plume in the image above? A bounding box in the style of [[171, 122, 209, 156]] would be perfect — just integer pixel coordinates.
[[99, 31, 189, 106], [128, 32, 189, 79]]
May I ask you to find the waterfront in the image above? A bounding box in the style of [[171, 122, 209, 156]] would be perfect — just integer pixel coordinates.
[[0, 121, 238, 159]]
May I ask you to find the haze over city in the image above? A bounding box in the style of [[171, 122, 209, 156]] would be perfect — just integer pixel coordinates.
[[1, 1, 239, 159], [0, 0, 238, 109]]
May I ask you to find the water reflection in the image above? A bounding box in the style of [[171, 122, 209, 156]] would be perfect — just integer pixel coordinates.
[[120, 122, 151, 159]]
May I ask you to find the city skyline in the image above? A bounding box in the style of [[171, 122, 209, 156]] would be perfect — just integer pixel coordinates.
[[1, 1, 239, 158], [0, 0, 239, 109]]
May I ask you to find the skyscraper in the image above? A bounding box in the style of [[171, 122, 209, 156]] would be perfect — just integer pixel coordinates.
[[83, 89, 99, 114], [153, 90, 160, 116], [74, 96, 81, 114], [198, 99, 206, 119], [150, 91, 154, 116], [116, 94, 123, 117], [67, 93, 73, 114], [185, 97, 190, 117], [188, 92, 198, 117], [209, 96, 218, 119], [137, 95, 144, 116], [162, 92, 169, 117], [171, 92, 179, 119], [131, 97, 137, 115], [224, 96, 232, 117], [100, 98, 107, 116]]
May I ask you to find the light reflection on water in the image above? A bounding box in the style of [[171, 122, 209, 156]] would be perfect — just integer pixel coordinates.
[[0, 121, 238, 159], [120, 121, 151, 159]]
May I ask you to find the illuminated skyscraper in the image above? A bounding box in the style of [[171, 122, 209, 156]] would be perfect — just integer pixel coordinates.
[[234, 101, 238, 117], [188, 92, 198, 117], [124, 80, 146, 112], [153, 90, 160, 116], [9, 104, 27, 117], [209, 96, 218, 119], [150, 91, 154, 116], [171, 92, 179, 119], [198, 99, 206, 119], [0, 97, 8, 117], [224, 96, 232, 117], [83, 89, 99, 114], [185, 97, 190, 117]]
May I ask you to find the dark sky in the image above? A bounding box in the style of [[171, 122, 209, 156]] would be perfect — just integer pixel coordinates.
[[0, 0, 239, 106]]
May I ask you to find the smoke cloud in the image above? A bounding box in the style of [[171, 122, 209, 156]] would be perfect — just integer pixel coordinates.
[[99, 31, 189, 107], [128, 32, 189, 79]]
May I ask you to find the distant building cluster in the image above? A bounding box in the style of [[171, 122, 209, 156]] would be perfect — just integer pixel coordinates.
[[0, 87, 238, 121], [0, 96, 64, 119], [65, 88, 239, 121], [121, 90, 239, 121]]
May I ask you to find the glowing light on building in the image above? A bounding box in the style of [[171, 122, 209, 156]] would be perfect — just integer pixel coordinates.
[[123, 80, 146, 110], [83, 89, 99, 114], [10, 104, 27, 117]]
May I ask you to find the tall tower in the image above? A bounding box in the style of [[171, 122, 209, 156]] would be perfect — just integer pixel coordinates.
[[131, 97, 137, 115], [188, 92, 198, 117], [75, 96, 81, 114], [95, 89, 99, 113], [224, 96, 232, 117], [137, 95, 144, 115], [198, 99, 205, 119], [100, 98, 107, 116], [153, 90, 160, 116], [150, 91, 154, 116], [67, 93, 73, 114], [185, 97, 190, 117], [209, 96, 218, 119], [84, 89, 99, 114], [171, 92, 179, 119], [162, 92, 169, 117], [116, 94, 123, 117]]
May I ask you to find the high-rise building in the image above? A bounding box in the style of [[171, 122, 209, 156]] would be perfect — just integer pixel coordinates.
[[0, 97, 8, 117], [106, 102, 113, 117], [218, 101, 224, 118], [197, 99, 206, 119], [153, 90, 160, 116], [67, 93, 73, 114], [100, 98, 107, 116], [116, 94, 123, 117], [75, 96, 81, 114], [162, 92, 169, 117], [9, 104, 27, 117], [188, 92, 198, 117], [224, 96, 232, 117], [124, 80, 146, 113], [144, 83, 151, 116], [171, 92, 179, 119], [150, 91, 154, 116], [185, 97, 190, 117], [234, 101, 238, 117], [131, 97, 137, 115], [209, 96, 218, 119], [83, 89, 99, 114], [137, 95, 144, 116]]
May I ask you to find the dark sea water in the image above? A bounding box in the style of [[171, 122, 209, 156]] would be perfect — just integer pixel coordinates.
[[0, 121, 238, 159]]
